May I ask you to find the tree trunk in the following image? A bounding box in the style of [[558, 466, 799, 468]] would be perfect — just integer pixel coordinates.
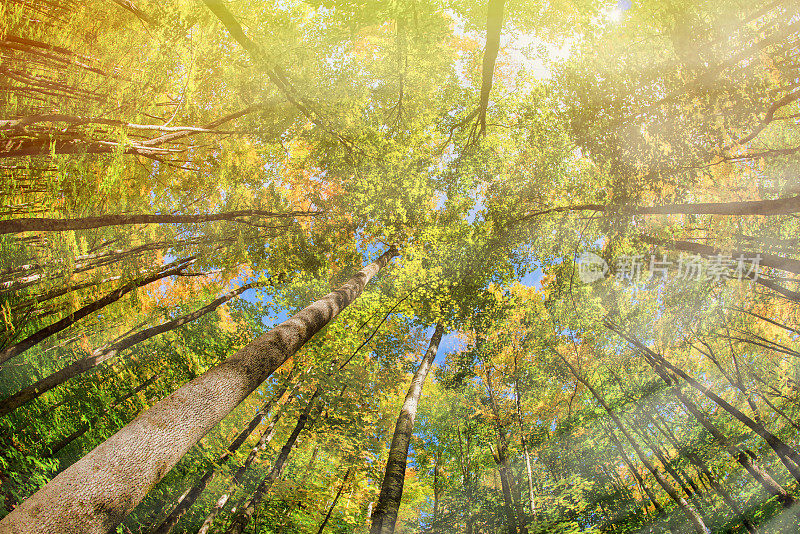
[[432, 451, 440, 527], [0, 256, 195, 364], [604, 423, 665, 516], [647, 411, 758, 534], [0, 248, 396, 534], [223, 391, 321, 534], [0, 209, 317, 235], [514, 359, 536, 518], [484, 366, 525, 533], [0, 279, 269, 417], [621, 328, 798, 508], [557, 354, 710, 534], [476, 0, 505, 135], [522, 194, 800, 222], [316, 467, 353, 534], [47, 372, 161, 457], [147, 373, 296, 534], [370, 323, 444, 534], [640, 235, 800, 276], [196, 381, 298, 534], [613, 326, 800, 483]]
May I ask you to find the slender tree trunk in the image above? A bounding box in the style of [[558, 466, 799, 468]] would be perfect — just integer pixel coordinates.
[[640, 235, 800, 276], [484, 366, 526, 533], [612, 325, 800, 483], [0, 279, 270, 417], [0, 248, 397, 534], [629, 414, 699, 501], [47, 372, 161, 457], [513, 358, 536, 518], [604, 425, 666, 516], [490, 442, 520, 534], [370, 324, 444, 534], [432, 451, 441, 527], [148, 373, 296, 534], [0, 257, 195, 364], [196, 382, 298, 534], [624, 331, 797, 508], [0, 209, 317, 235], [558, 354, 710, 534], [223, 391, 321, 534], [521, 194, 800, 221], [316, 467, 353, 534], [647, 411, 758, 534]]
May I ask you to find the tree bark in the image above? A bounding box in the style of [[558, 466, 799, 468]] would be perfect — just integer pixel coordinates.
[[521, 194, 800, 221], [370, 323, 444, 534], [0, 209, 317, 235], [0, 256, 195, 364], [147, 373, 296, 534], [223, 391, 321, 534], [514, 357, 536, 518], [613, 324, 798, 508], [640, 235, 800, 276], [647, 411, 758, 534], [0, 247, 396, 534], [484, 366, 525, 533], [604, 423, 665, 516], [0, 279, 269, 417]]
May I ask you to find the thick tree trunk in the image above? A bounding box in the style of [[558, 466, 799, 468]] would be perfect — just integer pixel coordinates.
[[0, 257, 195, 364], [0, 248, 396, 534], [148, 373, 296, 534], [558, 354, 710, 534], [47, 372, 161, 457], [196, 381, 298, 534], [316, 467, 353, 534], [370, 324, 444, 534], [223, 391, 321, 534], [0, 279, 268, 417], [0, 209, 316, 235]]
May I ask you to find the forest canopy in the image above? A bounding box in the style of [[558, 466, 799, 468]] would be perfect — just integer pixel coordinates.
[[1, 1, 800, 533]]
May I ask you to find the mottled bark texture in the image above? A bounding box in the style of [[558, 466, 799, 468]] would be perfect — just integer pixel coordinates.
[[370, 323, 444, 534], [0, 248, 396, 534]]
